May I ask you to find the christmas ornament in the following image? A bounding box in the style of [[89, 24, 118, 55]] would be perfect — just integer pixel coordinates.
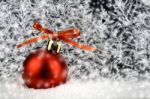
[[16, 22, 96, 89]]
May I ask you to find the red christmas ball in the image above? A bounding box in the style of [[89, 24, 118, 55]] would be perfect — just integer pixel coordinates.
[[22, 49, 68, 89]]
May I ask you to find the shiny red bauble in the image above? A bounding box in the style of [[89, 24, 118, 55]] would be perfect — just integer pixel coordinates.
[[22, 49, 68, 89]]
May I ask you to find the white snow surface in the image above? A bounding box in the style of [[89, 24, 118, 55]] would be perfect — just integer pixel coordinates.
[[0, 79, 150, 99]]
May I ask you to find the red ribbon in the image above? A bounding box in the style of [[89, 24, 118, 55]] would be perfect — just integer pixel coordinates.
[[16, 22, 96, 51]]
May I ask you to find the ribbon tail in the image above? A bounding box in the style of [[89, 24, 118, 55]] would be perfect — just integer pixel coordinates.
[[61, 37, 96, 51], [16, 35, 49, 48]]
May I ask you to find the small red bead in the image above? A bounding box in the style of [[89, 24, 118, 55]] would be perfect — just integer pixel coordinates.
[[22, 49, 68, 89]]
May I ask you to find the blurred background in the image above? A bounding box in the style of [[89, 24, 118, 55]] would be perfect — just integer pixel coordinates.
[[0, 0, 150, 98]]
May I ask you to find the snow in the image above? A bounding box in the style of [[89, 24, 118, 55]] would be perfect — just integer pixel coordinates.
[[0, 80, 150, 99]]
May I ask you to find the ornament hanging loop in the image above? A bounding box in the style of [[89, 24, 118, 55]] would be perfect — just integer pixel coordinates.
[[47, 39, 62, 54]]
